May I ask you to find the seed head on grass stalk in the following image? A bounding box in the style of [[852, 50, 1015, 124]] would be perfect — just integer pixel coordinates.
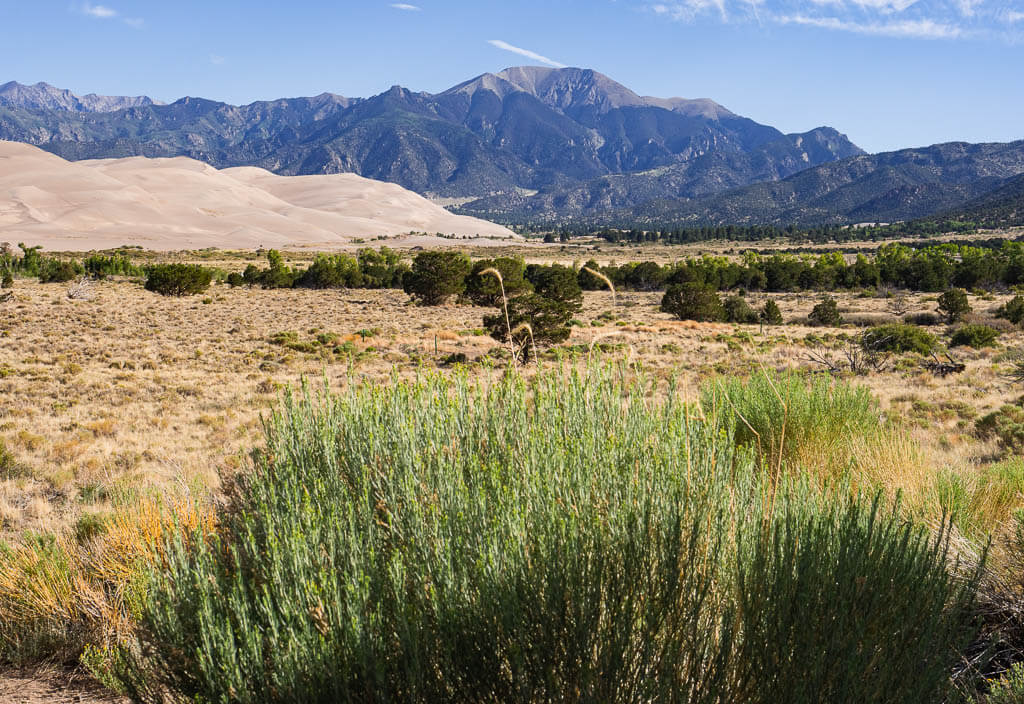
[[480, 267, 517, 365], [583, 267, 616, 306]]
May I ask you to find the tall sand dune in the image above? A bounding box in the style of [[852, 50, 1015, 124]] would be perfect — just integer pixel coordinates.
[[0, 141, 516, 251]]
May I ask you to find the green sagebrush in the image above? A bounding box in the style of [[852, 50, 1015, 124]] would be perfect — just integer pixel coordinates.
[[112, 366, 982, 704]]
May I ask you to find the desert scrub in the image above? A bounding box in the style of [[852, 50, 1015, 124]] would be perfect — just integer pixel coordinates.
[[112, 367, 980, 704], [976, 405, 1024, 456], [703, 371, 882, 482], [0, 498, 213, 667], [144, 264, 213, 296], [951, 324, 1001, 349], [862, 323, 939, 355]]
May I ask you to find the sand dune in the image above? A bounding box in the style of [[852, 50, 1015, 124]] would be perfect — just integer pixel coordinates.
[[0, 141, 516, 251]]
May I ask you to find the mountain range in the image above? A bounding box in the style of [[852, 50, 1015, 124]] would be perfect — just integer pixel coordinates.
[[0, 68, 1021, 228]]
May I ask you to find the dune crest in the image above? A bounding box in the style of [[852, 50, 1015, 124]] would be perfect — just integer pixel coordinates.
[[0, 141, 516, 251]]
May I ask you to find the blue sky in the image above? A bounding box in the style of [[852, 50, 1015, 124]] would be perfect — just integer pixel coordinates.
[[1, 0, 1022, 153]]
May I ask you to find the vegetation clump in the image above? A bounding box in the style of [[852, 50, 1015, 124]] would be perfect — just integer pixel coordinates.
[[976, 405, 1024, 456], [660, 282, 725, 322], [108, 368, 981, 704], [862, 324, 939, 355], [809, 297, 843, 327], [144, 264, 214, 296], [723, 295, 759, 324], [996, 295, 1024, 326], [38, 257, 84, 283], [465, 257, 531, 306], [950, 324, 1000, 349], [760, 300, 784, 325], [938, 288, 972, 324], [403, 251, 471, 305]]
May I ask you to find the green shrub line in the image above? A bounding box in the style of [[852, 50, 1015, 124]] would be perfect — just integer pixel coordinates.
[[106, 366, 983, 703]]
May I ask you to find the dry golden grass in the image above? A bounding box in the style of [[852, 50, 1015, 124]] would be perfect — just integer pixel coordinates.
[[1, 270, 1021, 539], [0, 496, 214, 664]]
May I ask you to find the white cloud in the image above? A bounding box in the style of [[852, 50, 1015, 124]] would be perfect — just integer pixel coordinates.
[[849, 0, 920, 13], [123, 17, 144, 28], [652, 0, 728, 21], [81, 3, 117, 18], [209, 54, 226, 66], [1005, 9, 1024, 22], [487, 40, 567, 68], [776, 13, 962, 37], [953, 0, 982, 17], [390, 3, 421, 9]]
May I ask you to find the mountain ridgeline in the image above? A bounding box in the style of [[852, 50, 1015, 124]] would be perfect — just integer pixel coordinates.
[[1, 68, 1021, 228], [0, 68, 861, 208]]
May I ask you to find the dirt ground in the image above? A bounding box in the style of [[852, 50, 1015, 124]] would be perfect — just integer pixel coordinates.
[[0, 671, 124, 703]]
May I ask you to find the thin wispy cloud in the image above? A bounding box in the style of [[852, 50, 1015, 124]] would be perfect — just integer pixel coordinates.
[[777, 13, 962, 37], [487, 40, 567, 68], [642, 0, 1019, 40], [390, 3, 421, 10], [81, 3, 117, 18], [123, 17, 145, 28], [209, 54, 226, 66]]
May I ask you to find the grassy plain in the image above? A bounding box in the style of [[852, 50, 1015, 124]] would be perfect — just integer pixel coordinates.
[[1, 239, 1024, 700]]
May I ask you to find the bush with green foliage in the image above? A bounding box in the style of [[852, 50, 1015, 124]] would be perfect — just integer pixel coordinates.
[[996, 295, 1024, 326], [226, 272, 245, 287], [83, 253, 143, 279], [861, 324, 939, 355], [38, 257, 84, 283], [110, 367, 981, 704], [1, 270, 11, 289], [985, 663, 1024, 704], [809, 297, 843, 327], [660, 282, 725, 322], [256, 250, 295, 289], [950, 324, 1000, 349], [525, 263, 583, 304], [938, 288, 972, 324], [577, 259, 609, 290], [403, 251, 471, 305], [760, 300, 784, 325], [144, 264, 214, 297], [723, 295, 759, 324], [483, 293, 578, 358], [976, 405, 1024, 455], [356, 247, 407, 289], [294, 254, 360, 289], [465, 257, 531, 307]]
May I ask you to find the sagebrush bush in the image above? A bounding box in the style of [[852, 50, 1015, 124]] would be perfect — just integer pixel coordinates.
[[111, 367, 979, 704], [144, 264, 213, 296], [976, 405, 1024, 455]]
